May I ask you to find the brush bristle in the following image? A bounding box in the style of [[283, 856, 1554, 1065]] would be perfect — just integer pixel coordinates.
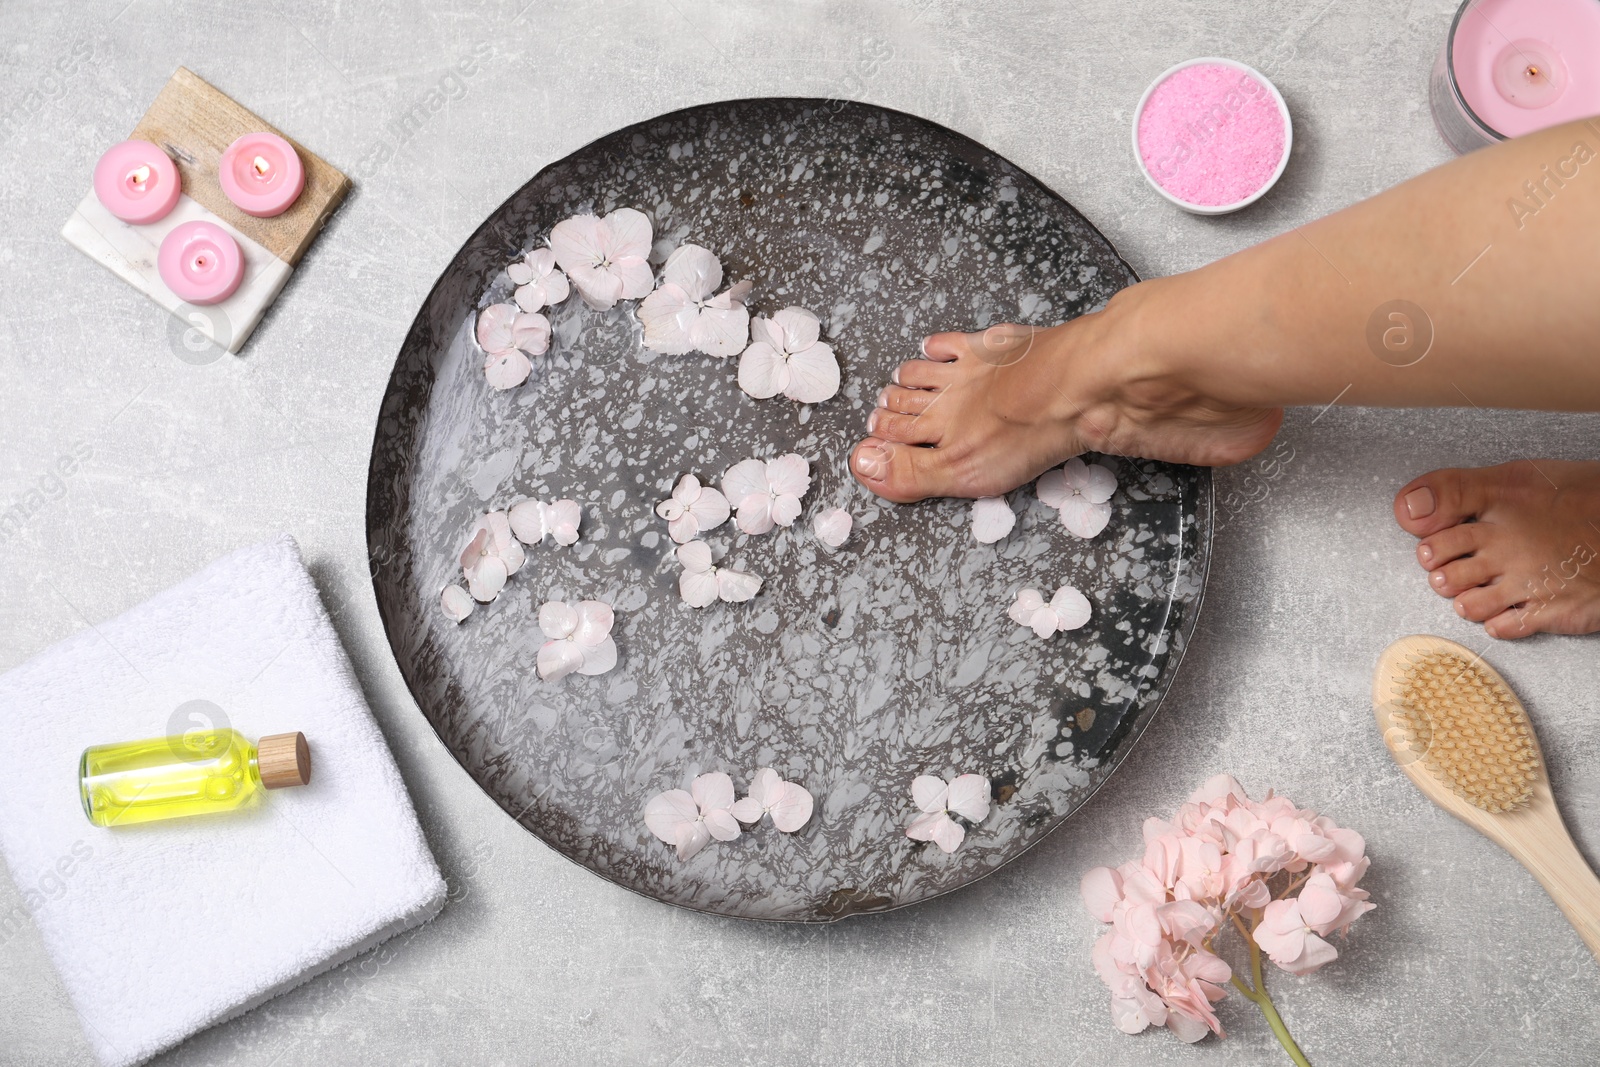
[[1389, 649, 1541, 813]]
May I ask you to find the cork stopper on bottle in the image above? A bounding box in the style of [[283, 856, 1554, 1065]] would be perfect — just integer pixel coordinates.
[[258, 732, 311, 789]]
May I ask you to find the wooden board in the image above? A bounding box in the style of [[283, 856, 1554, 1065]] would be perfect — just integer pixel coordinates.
[[130, 67, 350, 265]]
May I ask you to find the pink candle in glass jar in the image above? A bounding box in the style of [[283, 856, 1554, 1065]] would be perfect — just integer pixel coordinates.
[[1451, 0, 1600, 138]]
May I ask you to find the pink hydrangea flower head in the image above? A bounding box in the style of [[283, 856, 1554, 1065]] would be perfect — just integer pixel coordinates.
[[722, 454, 811, 535], [549, 208, 654, 310], [905, 773, 990, 853], [737, 306, 840, 403], [643, 771, 742, 861], [536, 599, 618, 681], [675, 540, 762, 608], [475, 303, 551, 391], [1036, 457, 1118, 538], [459, 510, 525, 602], [655, 474, 730, 544], [508, 247, 570, 312], [1008, 585, 1091, 638], [729, 768, 814, 833], [637, 244, 752, 357]]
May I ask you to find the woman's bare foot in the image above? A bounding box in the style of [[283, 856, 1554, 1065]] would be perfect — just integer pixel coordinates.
[[848, 291, 1284, 503], [1394, 460, 1600, 639]]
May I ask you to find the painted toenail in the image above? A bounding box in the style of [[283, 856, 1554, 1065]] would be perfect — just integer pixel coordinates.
[[856, 445, 887, 479], [867, 409, 881, 433], [1404, 486, 1436, 519], [876, 388, 889, 408], [919, 337, 931, 357], [1418, 544, 1433, 564], [891, 366, 901, 384], [1455, 599, 1467, 617], [1432, 571, 1447, 587]]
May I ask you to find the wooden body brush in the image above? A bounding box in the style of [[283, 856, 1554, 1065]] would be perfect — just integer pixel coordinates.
[[1373, 635, 1600, 958]]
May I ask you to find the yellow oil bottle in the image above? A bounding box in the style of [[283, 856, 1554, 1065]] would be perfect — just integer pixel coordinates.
[[79, 729, 311, 827]]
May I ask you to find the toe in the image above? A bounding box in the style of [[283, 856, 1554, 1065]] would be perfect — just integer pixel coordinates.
[[1427, 555, 1499, 597], [1416, 522, 1484, 569], [1484, 605, 1539, 640], [893, 358, 955, 390], [1394, 467, 1500, 538], [1452, 580, 1523, 623], [878, 384, 935, 416], [867, 406, 941, 445], [851, 437, 957, 503], [920, 333, 965, 362]]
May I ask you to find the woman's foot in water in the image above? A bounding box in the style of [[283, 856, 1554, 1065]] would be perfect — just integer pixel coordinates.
[[849, 299, 1283, 503], [1395, 459, 1600, 639]]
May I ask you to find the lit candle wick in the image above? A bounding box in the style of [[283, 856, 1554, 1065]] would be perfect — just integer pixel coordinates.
[[252, 155, 272, 178], [128, 165, 151, 189]]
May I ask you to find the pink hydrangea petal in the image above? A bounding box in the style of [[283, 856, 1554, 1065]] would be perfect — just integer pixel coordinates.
[[679, 568, 720, 608], [484, 351, 531, 391], [784, 343, 840, 403], [1080, 461, 1118, 503], [483, 512, 523, 574], [768, 781, 814, 833], [611, 257, 654, 302], [685, 304, 750, 358], [1030, 607, 1059, 639], [906, 810, 948, 843], [772, 306, 821, 351], [603, 207, 653, 264], [749, 315, 784, 350], [661, 243, 723, 300], [1050, 586, 1092, 630], [703, 808, 741, 842], [536, 638, 583, 681], [687, 486, 729, 533], [691, 771, 736, 812], [812, 507, 852, 547], [466, 556, 507, 602], [545, 500, 581, 545], [574, 600, 614, 645], [737, 342, 787, 399], [510, 311, 550, 355], [508, 499, 547, 544], [538, 600, 578, 640], [1059, 498, 1112, 538], [1296, 872, 1345, 930], [911, 774, 949, 813], [667, 513, 698, 544], [729, 797, 763, 823], [638, 284, 694, 354], [769, 493, 802, 528], [716, 568, 762, 603], [766, 454, 811, 498], [674, 819, 711, 861], [735, 495, 775, 535], [569, 264, 626, 310], [440, 585, 475, 623], [507, 259, 534, 286], [577, 635, 617, 676], [1081, 866, 1124, 922], [721, 459, 769, 505], [459, 527, 491, 574], [927, 814, 966, 853], [672, 473, 701, 503], [475, 303, 519, 355], [971, 497, 1016, 544], [1166, 1011, 1210, 1044], [676, 540, 714, 573], [746, 768, 782, 809], [643, 788, 698, 844], [1007, 588, 1045, 627], [549, 214, 607, 272], [1035, 467, 1071, 509], [946, 774, 991, 823]]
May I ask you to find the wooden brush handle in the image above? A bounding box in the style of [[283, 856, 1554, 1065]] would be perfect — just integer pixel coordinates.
[[1501, 811, 1600, 960]]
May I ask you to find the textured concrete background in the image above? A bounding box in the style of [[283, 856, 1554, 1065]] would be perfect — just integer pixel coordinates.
[[3, 1, 1598, 1064]]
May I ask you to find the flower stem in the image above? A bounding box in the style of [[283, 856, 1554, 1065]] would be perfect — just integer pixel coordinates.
[[1229, 920, 1313, 1067]]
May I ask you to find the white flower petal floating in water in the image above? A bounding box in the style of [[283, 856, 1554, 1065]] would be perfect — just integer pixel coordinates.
[[812, 507, 852, 547], [549, 208, 654, 310], [737, 306, 841, 403], [722, 454, 811, 535], [644, 771, 743, 860], [536, 598, 618, 681], [1008, 585, 1092, 638], [509, 498, 582, 546], [1036, 457, 1118, 539], [906, 773, 991, 854], [971, 496, 1017, 544], [637, 244, 752, 357], [676, 540, 762, 607], [655, 474, 730, 544], [440, 584, 475, 624], [507, 247, 571, 312], [475, 303, 552, 391], [459, 511, 525, 602], [729, 768, 814, 833]]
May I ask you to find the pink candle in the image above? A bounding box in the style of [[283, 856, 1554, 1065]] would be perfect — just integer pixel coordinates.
[[1451, 0, 1600, 138], [92, 140, 181, 225], [157, 221, 244, 305], [218, 132, 305, 218]]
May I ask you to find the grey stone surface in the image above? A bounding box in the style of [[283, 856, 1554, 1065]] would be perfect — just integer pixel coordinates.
[[1, 1, 1596, 1064]]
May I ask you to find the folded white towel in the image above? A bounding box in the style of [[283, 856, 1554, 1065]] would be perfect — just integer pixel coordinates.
[[0, 535, 446, 1067]]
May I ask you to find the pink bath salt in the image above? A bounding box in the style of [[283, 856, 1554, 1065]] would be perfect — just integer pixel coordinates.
[[1138, 64, 1286, 207]]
